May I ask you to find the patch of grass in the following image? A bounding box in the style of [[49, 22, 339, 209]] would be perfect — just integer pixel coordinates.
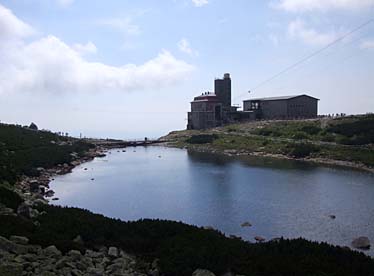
[[285, 143, 320, 158], [186, 134, 219, 144]]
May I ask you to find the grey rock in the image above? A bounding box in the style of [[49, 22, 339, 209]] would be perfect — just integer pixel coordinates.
[[43, 245, 62, 257], [68, 249, 82, 261], [192, 269, 216, 276], [0, 236, 28, 254], [149, 268, 160, 276], [106, 262, 123, 274], [40, 272, 57, 276], [10, 236, 29, 245], [0, 206, 16, 216], [352, 236, 370, 250], [55, 257, 68, 269], [73, 235, 84, 245], [86, 267, 104, 276], [71, 269, 83, 276], [45, 190, 55, 198], [85, 249, 103, 259], [108, 246, 119, 257], [17, 203, 32, 218]]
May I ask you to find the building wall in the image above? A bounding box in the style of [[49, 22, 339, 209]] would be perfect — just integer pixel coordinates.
[[243, 96, 318, 120], [260, 100, 287, 119], [188, 102, 222, 129], [287, 96, 318, 118]]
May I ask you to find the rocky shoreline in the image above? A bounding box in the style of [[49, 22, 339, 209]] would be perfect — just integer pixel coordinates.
[[2, 144, 223, 276], [0, 235, 158, 276], [13, 147, 107, 208]]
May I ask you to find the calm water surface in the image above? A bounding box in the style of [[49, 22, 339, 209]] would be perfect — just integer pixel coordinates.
[[50, 146, 374, 255]]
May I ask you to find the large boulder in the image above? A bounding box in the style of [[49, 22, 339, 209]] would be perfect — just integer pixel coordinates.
[[9, 236, 29, 245], [0, 236, 28, 254], [192, 269, 216, 276], [352, 237, 370, 250], [43, 245, 62, 257]]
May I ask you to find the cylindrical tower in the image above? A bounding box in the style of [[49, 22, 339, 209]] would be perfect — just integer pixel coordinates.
[[215, 73, 231, 109]]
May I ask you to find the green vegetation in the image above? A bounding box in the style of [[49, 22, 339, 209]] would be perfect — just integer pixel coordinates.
[[186, 134, 219, 144], [167, 115, 374, 168], [0, 123, 94, 185], [1, 121, 374, 275], [0, 188, 374, 276], [0, 186, 23, 210]]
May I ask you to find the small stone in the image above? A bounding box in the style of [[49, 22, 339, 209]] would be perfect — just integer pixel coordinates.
[[73, 235, 84, 245], [9, 236, 29, 245], [329, 215, 336, 219], [108, 246, 118, 257], [192, 269, 216, 276]]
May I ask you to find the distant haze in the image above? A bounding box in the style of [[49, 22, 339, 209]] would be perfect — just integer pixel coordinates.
[[0, 1, 373, 139]]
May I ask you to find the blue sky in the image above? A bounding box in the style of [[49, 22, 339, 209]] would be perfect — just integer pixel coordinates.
[[0, 0, 373, 138]]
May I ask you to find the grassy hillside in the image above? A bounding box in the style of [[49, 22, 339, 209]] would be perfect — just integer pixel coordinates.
[[1, 121, 374, 275], [163, 115, 374, 168], [0, 123, 93, 186]]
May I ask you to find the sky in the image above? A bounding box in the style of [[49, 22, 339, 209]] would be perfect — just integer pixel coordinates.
[[0, 0, 373, 139]]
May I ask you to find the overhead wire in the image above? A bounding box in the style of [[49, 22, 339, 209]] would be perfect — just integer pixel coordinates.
[[233, 17, 374, 102]]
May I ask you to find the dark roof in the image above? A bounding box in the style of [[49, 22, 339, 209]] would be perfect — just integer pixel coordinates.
[[243, 94, 319, 102]]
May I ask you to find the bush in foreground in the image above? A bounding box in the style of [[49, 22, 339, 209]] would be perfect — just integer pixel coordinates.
[[0, 196, 373, 276]]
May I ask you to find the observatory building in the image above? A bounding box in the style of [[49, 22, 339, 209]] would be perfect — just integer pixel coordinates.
[[187, 73, 319, 130]]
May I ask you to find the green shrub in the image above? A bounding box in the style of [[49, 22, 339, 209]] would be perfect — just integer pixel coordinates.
[[285, 143, 319, 158], [300, 125, 322, 135], [292, 132, 309, 140], [0, 123, 94, 185], [0, 186, 23, 210], [186, 134, 219, 144]]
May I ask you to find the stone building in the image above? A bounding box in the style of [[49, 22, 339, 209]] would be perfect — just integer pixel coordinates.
[[243, 95, 319, 120], [187, 73, 239, 130], [187, 92, 223, 130], [187, 74, 319, 130]]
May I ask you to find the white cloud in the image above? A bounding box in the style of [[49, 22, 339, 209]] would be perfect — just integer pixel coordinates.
[[288, 19, 338, 46], [360, 39, 374, 50], [73, 41, 98, 55], [272, 0, 374, 12], [0, 4, 194, 95], [178, 38, 199, 56], [0, 4, 35, 41], [97, 18, 140, 35], [192, 0, 209, 7]]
